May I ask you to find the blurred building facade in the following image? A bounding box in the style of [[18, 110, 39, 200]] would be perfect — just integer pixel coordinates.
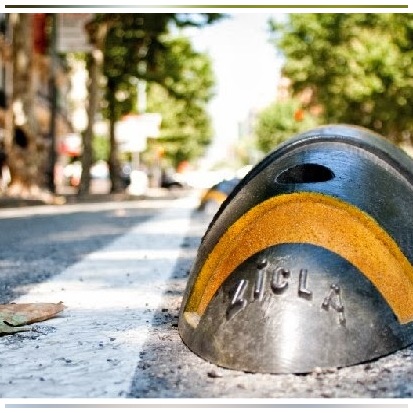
[[0, 13, 73, 193]]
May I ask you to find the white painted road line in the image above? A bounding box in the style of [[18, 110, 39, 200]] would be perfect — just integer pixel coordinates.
[[0, 195, 197, 398]]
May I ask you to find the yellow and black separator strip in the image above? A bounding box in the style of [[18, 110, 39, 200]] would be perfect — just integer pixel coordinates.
[[198, 177, 241, 215], [178, 124, 413, 374]]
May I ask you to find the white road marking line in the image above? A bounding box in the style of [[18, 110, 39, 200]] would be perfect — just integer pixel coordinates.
[[0, 195, 197, 398]]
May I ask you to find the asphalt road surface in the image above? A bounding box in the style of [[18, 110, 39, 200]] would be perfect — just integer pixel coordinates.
[[0, 191, 412, 411]]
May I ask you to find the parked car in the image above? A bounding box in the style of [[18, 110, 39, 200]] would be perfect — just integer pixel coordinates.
[[160, 169, 185, 190]]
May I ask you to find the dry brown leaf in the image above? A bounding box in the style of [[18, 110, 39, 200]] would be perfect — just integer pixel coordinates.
[[0, 302, 66, 335]]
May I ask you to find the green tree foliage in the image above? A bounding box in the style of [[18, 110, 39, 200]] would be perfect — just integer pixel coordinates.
[[96, 13, 222, 89], [88, 13, 222, 191], [96, 13, 221, 114], [255, 98, 318, 154], [145, 36, 215, 167], [271, 14, 413, 143], [92, 135, 109, 162]]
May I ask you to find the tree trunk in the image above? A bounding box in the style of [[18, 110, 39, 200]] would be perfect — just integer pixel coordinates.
[[78, 53, 97, 195], [7, 14, 51, 200], [107, 79, 123, 193]]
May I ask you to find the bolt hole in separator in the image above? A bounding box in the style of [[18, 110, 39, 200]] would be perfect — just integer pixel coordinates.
[[178, 124, 413, 374], [276, 163, 335, 184]]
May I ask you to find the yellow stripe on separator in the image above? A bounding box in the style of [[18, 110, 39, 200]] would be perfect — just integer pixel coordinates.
[[201, 190, 228, 206], [185, 192, 413, 324]]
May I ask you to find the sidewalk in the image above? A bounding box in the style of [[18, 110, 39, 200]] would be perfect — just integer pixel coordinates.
[[0, 186, 194, 209]]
